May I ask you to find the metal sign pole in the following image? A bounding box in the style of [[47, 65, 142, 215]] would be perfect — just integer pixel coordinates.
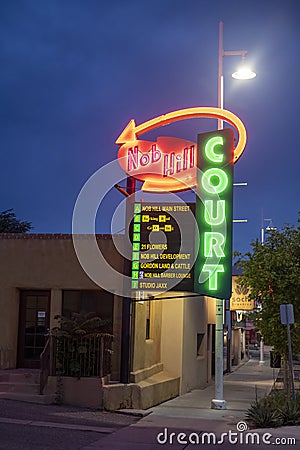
[[280, 303, 295, 399], [211, 298, 227, 409], [120, 176, 135, 384], [286, 322, 295, 400]]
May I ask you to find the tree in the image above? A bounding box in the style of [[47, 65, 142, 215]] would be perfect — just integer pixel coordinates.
[[238, 215, 300, 358], [0, 209, 32, 233]]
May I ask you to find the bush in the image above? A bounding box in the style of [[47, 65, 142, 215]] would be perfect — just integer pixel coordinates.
[[246, 399, 281, 428], [278, 397, 300, 426], [246, 390, 300, 428]]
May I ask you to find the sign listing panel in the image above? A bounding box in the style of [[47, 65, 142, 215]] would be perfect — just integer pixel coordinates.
[[129, 203, 194, 292]]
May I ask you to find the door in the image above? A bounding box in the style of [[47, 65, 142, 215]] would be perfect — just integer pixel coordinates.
[[17, 291, 50, 369]]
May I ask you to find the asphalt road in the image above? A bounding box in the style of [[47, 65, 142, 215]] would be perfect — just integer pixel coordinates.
[[0, 399, 138, 450], [0, 423, 102, 450]]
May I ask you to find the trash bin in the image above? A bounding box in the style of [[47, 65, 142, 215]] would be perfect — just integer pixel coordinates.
[[270, 351, 281, 368]]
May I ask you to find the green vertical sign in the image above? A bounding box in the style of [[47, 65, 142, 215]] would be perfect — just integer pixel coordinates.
[[194, 128, 234, 299]]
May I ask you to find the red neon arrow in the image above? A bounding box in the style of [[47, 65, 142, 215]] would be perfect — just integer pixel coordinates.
[[116, 107, 247, 162]]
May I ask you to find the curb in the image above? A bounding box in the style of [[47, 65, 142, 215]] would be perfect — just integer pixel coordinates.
[[0, 417, 115, 434]]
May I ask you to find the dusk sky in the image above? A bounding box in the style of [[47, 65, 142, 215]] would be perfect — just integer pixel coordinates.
[[1, 0, 299, 255]]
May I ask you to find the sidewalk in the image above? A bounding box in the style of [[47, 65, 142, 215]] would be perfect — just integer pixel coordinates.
[[83, 358, 300, 449]]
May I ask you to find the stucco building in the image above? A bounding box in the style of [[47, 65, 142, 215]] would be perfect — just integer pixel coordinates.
[[0, 233, 217, 409]]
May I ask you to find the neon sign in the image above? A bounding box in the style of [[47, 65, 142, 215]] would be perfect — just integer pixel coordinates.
[[117, 107, 246, 193], [194, 129, 234, 299], [119, 136, 196, 192]]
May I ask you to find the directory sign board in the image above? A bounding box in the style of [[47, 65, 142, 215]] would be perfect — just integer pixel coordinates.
[[129, 202, 194, 292]]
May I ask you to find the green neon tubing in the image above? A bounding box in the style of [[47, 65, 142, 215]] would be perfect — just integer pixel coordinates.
[[204, 232, 225, 258], [205, 136, 224, 163], [201, 264, 225, 290], [204, 200, 225, 226], [202, 168, 228, 194]]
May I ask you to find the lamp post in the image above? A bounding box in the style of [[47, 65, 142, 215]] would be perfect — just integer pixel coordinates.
[[120, 176, 136, 384], [258, 216, 276, 365], [212, 21, 256, 410], [261, 217, 275, 246]]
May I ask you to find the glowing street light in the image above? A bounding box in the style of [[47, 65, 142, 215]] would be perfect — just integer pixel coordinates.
[[232, 57, 256, 80], [218, 21, 256, 129]]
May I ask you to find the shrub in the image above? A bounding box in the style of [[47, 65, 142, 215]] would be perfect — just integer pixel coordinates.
[[246, 390, 300, 428], [277, 399, 300, 426], [246, 399, 281, 428]]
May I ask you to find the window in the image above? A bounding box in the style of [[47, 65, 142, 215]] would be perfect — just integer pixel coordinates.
[[197, 333, 205, 357], [62, 290, 113, 333]]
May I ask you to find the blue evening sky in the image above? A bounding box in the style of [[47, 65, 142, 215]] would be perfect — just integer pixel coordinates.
[[0, 0, 299, 255]]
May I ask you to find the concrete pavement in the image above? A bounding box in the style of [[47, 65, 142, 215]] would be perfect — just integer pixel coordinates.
[[83, 357, 300, 449]]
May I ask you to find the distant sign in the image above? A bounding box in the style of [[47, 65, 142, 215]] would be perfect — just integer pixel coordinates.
[[129, 203, 194, 292], [232, 311, 246, 329], [280, 304, 294, 325], [230, 277, 254, 311]]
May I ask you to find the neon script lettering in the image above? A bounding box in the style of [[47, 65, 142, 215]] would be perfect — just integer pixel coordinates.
[[127, 144, 195, 177], [118, 136, 196, 191]]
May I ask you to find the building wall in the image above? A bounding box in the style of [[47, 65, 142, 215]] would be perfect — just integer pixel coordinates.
[[0, 234, 124, 370], [131, 299, 163, 377], [0, 233, 216, 405], [160, 294, 216, 394], [181, 296, 206, 393], [131, 292, 215, 392], [181, 296, 216, 393], [161, 298, 184, 379], [0, 286, 19, 368]]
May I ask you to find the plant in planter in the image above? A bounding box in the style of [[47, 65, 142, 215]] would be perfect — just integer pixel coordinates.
[[246, 399, 281, 428], [51, 312, 113, 378], [246, 389, 300, 428], [277, 393, 300, 426]]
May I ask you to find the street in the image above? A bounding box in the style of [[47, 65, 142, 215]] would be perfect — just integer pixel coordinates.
[[0, 399, 138, 450], [0, 423, 102, 450]]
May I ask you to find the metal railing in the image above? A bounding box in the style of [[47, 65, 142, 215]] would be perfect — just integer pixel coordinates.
[[39, 337, 51, 394], [51, 334, 113, 378]]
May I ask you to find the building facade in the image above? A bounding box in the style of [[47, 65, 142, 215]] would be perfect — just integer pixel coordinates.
[[0, 233, 217, 408]]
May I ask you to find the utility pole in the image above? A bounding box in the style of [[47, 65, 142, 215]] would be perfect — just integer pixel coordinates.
[[120, 177, 135, 383], [211, 20, 255, 408]]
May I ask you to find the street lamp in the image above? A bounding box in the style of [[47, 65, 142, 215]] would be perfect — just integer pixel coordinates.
[[212, 21, 256, 410], [218, 21, 256, 129], [232, 59, 256, 80], [261, 218, 276, 245]]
